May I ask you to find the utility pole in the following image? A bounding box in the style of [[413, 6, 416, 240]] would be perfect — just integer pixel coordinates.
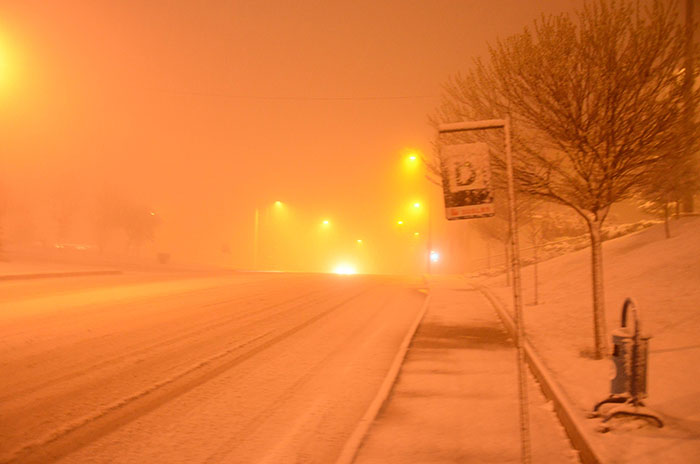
[[426, 196, 432, 274], [253, 207, 259, 269]]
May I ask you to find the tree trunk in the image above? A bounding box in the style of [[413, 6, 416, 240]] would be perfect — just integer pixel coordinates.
[[681, 194, 694, 214], [533, 239, 539, 305], [664, 202, 671, 239], [505, 241, 512, 286], [588, 219, 609, 359]]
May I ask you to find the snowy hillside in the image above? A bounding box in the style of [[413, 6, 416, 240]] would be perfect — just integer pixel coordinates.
[[483, 216, 700, 463]]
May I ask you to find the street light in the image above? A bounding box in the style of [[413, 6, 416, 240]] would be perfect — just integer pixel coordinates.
[[253, 201, 287, 270], [403, 150, 421, 175], [400, 149, 434, 274]]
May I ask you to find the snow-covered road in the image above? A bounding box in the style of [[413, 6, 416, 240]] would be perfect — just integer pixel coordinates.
[[0, 272, 426, 463]]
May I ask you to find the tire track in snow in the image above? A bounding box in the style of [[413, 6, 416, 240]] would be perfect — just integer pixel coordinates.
[[0, 283, 333, 403], [1, 283, 375, 464]]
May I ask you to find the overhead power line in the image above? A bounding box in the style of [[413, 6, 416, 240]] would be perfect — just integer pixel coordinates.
[[157, 89, 438, 101]]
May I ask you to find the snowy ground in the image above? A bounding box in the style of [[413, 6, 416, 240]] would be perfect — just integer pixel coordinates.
[[0, 259, 117, 277], [481, 216, 700, 463], [0, 271, 425, 463], [2, 217, 696, 463], [353, 277, 580, 464]]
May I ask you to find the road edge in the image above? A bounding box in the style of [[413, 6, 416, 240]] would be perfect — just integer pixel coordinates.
[[0, 270, 123, 281], [334, 289, 431, 464], [474, 282, 606, 464]]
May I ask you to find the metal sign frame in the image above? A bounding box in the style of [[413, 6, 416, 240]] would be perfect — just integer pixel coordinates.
[[438, 117, 531, 464]]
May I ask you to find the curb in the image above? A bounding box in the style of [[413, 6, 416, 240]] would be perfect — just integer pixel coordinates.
[[335, 290, 431, 464], [474, 282, 606, 464], [0, 270, 123, 281]]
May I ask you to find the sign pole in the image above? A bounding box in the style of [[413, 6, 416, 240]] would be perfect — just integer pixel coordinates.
[[504, 116, 531, 464], [438, 118, 531, 464]]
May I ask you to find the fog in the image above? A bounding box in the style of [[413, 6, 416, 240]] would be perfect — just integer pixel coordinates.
[[0, 0, 584, 273]]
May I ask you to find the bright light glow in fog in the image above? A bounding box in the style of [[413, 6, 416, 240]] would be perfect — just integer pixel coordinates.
[[333, 263, 357, 275], [430, 251, 440, 263]]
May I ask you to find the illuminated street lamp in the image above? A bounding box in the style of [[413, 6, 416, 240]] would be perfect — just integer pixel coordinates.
[[403, 151, 421, 173], [400, 149, 434, 274]]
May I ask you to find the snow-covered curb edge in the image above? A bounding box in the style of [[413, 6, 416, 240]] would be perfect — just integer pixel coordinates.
[[0, 270, 123, 281], [474, 282, 606, 464], [335, 290, 431, 464]]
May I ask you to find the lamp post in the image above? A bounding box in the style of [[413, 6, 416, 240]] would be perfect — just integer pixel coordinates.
[[253, 201, 285, 270], [424, 198, 433, 275], [405, 152, 434, 274], [253, 207, 260, 269]]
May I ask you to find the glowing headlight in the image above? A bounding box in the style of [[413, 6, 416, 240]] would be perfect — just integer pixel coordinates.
[[333, 263, 357, 275]]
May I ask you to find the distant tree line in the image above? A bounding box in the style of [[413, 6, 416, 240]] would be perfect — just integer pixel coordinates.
[[0, 183, 160, 258]]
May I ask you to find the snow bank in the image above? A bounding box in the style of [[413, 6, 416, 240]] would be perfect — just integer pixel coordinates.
[[481, 216, 700, 463]]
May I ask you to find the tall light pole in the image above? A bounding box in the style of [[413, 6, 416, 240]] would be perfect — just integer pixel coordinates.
[[405, 151, 435, 274], [253, 207, 260, 269], [422, 199, 433, 275], [253, 201, 285, 270]]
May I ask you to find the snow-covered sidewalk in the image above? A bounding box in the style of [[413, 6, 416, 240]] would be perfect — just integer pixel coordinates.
[[481, 217, 700, 463], [352, 276, 578, 464]]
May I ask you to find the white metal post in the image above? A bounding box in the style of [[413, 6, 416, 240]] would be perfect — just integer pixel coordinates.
[[437, 117, 531, 464], [504, 116, 531, 464]]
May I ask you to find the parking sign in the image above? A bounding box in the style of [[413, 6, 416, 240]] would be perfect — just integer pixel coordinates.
[[440, 142, 494, 220]]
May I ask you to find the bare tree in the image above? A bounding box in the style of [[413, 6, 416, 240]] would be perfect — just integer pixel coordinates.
[[124, 206, 160, 256], [432, 0, 696, 359], [93, 190, 160, 256], [50, 184, 82, 245], [680, 0, 699, 212], [634, 137, 695, 239], [476, 213, 511, 283]]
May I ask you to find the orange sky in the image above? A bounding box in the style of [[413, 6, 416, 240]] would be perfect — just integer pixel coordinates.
[[0, 0, 584, 273]]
